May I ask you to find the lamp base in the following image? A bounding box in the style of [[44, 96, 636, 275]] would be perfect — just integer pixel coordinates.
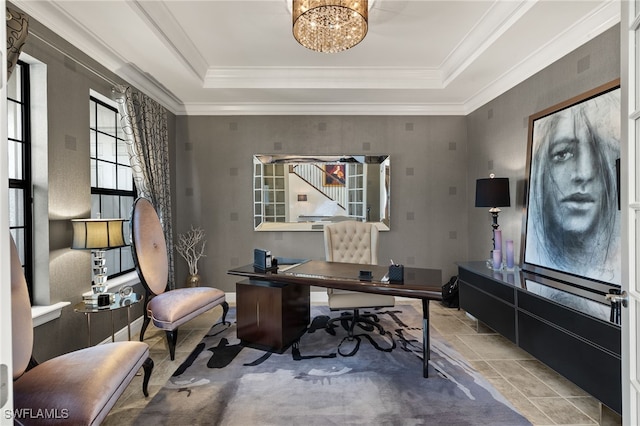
[[92, 249, 108, 293], [92, 283, 108, 294]]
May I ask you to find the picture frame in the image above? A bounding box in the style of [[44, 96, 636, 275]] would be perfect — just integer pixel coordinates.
[[323, 164, 346, 186], [522, 79, 621, 288]]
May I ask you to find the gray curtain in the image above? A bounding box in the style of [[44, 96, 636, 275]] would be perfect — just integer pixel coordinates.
[[115, 86, 176, 290], [6, 6, 29, 79]]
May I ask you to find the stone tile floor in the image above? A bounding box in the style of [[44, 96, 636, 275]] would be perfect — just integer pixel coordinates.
[[104, 300, 621, 426]]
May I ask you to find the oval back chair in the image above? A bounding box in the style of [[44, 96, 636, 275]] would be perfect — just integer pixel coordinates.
[[11, 235, 153, 425], [131, 197, 228, 360]]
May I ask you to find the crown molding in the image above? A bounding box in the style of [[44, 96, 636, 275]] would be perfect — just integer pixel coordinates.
[[178, 102, 467, 116], [204, 66, 442, 89], [463, 0, 620, 114], [13, 0, 184, 114], [130, 0, 209, 80], [441, 0, 536, 86], [14, 0, 125, 73]]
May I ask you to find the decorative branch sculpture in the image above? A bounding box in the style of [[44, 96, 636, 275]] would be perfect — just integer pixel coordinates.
[[175, 226, 207, 276]]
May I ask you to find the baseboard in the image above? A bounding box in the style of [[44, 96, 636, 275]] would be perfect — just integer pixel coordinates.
[[97, 315, 144, 345]]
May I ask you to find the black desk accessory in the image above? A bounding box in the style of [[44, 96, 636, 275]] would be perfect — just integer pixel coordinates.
[[254, 248, 277, 272], [359, 270, 373, 281], [389, 263, 404, 283]]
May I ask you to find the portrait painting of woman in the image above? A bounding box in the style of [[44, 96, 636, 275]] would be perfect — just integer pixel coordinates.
[[524, 83, 621, 285], [324, 164, 346, 186]]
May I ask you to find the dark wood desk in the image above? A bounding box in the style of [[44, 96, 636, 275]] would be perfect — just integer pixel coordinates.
[[228, 260, 442, 377]]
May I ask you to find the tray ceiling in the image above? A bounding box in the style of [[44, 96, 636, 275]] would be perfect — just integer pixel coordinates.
[[12, 0, 620, 115]]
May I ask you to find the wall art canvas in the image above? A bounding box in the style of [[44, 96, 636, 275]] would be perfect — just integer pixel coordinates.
[[523, 80, 621, 286], [323, 164, 346, 186]]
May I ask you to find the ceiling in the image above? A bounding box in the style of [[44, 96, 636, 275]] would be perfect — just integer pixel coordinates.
[[13, 0, 620, 116]]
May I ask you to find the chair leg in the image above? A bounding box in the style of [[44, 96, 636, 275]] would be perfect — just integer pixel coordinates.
[[347, 309, 359, 338], [141, 357, 154, 397], [327, 309, 386, 338], [221, 301, 230, 325], [166, 330, 178, 361], [140, 313, 151, 342], [140, 297, 152, 342]]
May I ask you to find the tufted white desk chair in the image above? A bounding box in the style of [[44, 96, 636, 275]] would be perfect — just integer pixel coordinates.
[[324, 221, 395, 337]]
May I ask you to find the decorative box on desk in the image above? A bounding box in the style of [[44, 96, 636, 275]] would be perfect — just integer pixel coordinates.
[[236, 279, 310, 353], [457, 261, 621, 415]]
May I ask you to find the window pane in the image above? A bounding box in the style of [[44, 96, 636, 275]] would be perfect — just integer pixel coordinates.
[[9, 188, 24, 227], [97, 103, 117, 136], [97, 160, 117, 189], [8, 140, 22, 180], [99, 194, 119, 218], [117, 166, 133, 191], [90, 158, 97, 187], [10, 228, 25, 264], [104, 249, 119, 278], [121, 246, 134, 270], [90, 131, 96, 158], [7, 64, 21, 101], [120, 196, 134, 218], [90, 99, 96, 129], [91, 194, 100, 216], [637, 119, 640, 202], [97, 132, 116, 163], [8, 101, 22, 140], [117, 139, 129, 166], [637, 29, 640, 108]]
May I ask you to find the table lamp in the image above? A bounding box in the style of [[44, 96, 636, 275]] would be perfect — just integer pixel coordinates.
[[71, 217, 128, 294], [475, 174, 511, 250]]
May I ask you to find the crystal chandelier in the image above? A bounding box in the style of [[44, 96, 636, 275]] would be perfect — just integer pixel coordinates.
[[292, 0, 368, 53]]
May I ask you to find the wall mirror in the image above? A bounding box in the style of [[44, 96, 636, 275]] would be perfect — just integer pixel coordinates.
[[253, 155, 390, 231]]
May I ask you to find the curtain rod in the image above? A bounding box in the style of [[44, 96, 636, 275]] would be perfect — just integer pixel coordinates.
[[28, 28, 121, 89]]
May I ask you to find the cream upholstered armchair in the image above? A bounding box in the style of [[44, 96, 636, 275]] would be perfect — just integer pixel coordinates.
[[131, 197, 229, 360], [324, 221, 395, 337], [10, 236, 153, 425]]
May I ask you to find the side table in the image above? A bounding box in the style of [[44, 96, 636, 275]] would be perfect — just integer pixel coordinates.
[[73, 292, 142, 346]]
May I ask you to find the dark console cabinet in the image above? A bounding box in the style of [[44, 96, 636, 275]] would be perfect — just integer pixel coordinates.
[[458, 262, 621, 414], [458, 268, 516, 342]]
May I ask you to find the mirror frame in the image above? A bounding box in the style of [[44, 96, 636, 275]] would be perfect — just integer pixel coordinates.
[[253, 154, 390, 231]]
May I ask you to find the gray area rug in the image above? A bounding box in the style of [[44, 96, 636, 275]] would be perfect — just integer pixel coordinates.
[[132, 304, 531, 425]]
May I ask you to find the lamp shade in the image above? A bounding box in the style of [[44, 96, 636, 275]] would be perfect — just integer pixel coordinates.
[[71, 218, 127, 250], [475, 177, 511, 208]]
